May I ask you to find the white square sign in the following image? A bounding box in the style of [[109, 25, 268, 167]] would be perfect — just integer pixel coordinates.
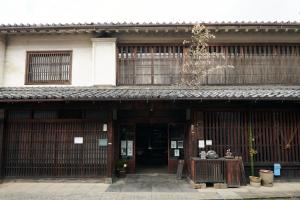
[[74, 137, 83, 144]]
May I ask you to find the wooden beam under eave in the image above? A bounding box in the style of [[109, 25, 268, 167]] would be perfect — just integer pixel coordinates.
[[19, 30, 29, 33], [48, 30, 57, 33]]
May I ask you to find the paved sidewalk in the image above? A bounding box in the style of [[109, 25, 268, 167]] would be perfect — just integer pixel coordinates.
[[0, 174, 299, 199]]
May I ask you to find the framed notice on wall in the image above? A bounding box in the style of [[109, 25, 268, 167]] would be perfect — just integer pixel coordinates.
[[171, 141, 177, 149], [177, 141, 183, 149], [121, 140, 127, 156], [98, 139, 108, 147], [127, 140, 133, 156], [198, 140, 205, 148]]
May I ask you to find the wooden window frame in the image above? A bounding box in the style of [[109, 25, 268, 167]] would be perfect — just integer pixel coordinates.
[[25, 50, 72, 85]]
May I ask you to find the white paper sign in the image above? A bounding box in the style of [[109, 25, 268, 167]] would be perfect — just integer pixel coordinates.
[[121, 140, 127, 156], [103, 124, 108, 132], [74, 137, 83, 144], [206, 140, 212, 146], [127, 140, 133, 156], [198, 140, 205, 148], [171, 141, 177, 149], [174, 149, 180, 157]]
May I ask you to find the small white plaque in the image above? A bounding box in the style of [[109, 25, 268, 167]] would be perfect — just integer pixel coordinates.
[[74, 137, 83, 144], [103, 124, 108, 132], [198, 140, 205, 148], [206, 140, 212, 146]]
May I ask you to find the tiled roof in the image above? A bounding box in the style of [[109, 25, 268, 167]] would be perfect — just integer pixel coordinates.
[[1, 21, 300, 27], [0, 86, 300, 102], [1, 21, 300, 34]]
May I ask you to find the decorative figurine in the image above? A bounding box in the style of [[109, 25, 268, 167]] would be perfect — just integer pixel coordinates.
[[200, 151, 207, 159], [225, 148, 234, 159]]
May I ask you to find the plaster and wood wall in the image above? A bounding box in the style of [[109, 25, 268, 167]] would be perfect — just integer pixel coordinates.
[[1, 34, 117, 87], [0, 29, 300, 87]]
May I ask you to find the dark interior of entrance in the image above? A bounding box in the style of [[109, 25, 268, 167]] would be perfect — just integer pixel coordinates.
[[136, 124, 168, 172]]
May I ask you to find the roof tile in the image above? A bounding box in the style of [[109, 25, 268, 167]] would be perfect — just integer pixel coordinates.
[[0, 86, 299, 102]]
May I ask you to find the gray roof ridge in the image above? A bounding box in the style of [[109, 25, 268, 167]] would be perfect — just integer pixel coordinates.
[[1, 21, 300, 28]]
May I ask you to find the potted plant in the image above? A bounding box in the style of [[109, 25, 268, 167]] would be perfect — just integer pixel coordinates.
[[116, 159, 128, 178]]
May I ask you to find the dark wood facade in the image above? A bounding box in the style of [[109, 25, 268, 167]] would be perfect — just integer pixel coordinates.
[[190, 109, 300, 178], [0, 101, 299, 180]]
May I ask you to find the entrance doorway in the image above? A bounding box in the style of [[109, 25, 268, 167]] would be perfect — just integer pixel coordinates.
[[136, 124, 168, 173]]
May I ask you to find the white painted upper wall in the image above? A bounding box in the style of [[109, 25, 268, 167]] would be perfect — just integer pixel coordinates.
[[0, 35, 5, 86], [92, 38, 116, 86], [4, 34, 93, 86]]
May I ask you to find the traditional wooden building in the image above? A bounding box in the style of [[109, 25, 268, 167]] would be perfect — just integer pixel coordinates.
[[0, 22, 299, 182]]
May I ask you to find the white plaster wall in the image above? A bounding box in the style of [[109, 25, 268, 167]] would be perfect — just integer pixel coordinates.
[[92, 38, 116, 86], [0, 35, 5, 85], [3, 34, 95, 86]]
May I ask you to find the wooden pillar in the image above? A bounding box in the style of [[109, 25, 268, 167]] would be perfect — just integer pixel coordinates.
[[187, 110, 204, 178], [191, 110, 204, 157], [0, 109, 4, 179], [107, 111, 114, 180]]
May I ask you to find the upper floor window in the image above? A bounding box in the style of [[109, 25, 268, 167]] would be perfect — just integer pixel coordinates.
[[118, 44, 300, 85], [25, 51, 72, 84], [117, 45, 183, 85]]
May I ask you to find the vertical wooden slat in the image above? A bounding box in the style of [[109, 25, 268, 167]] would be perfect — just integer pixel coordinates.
[[3, 116, 109, 178]]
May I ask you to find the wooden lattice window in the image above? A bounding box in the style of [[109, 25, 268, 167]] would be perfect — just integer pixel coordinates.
[[25, 51, 72, 84], [118, 45, 184, 85]]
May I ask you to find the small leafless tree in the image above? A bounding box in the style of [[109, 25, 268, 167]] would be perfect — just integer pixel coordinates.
[[180, 24, 234, 87]]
